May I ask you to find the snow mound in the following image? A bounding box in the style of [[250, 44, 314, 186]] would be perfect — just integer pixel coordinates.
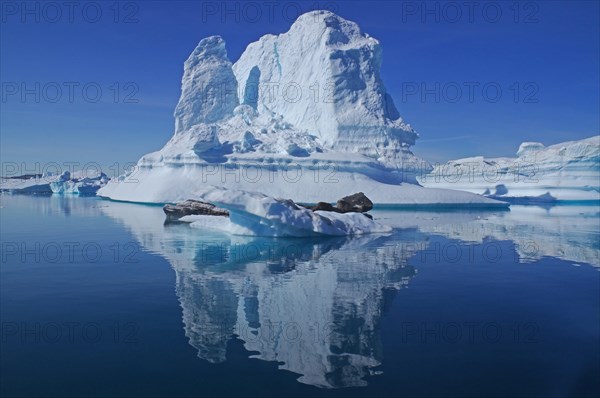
[[420, 136, 600, 202]]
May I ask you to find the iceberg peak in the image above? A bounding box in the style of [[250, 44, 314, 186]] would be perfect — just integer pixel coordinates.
[[233, 10, 416, 158], [288, 10, 367, 46], [516, 141, 545, 157], [174, 35, 238, 134], [185, 35, 228, 67]]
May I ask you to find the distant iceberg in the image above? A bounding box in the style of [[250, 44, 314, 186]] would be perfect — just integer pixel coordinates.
[[98, 10, 505, 208], [419, 136, 600, 202], [1, 170, 108, 195]]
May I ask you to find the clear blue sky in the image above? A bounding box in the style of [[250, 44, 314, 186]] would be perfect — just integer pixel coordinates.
[[1, 0, 599, 172]]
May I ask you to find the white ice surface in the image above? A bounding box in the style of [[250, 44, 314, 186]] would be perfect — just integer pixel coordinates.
[[179, 187, 392, 237], [98, 162, 506, 206], [420, 136, 600, 201]]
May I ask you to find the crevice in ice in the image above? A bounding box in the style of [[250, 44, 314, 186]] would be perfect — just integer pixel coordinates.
[[273, 43, 282, 78], [243, 66, 261, 109]]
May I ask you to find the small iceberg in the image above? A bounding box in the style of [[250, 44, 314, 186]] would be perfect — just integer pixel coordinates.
[[1, 170, 108, 195], [165, 188, 391, 237], [49, 171, 109, 194]]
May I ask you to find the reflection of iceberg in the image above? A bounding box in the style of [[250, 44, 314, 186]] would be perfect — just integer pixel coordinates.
[[99, 200, 599, 389], [377, 206, 600, 267], [0, 193, 108, 218], [174, 236, 421, 388], [101, 201, 421, 388]]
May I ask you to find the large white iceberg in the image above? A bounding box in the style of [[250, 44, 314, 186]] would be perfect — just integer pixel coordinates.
[[419, 136, 600, 202], [98, 10, 505, 208]]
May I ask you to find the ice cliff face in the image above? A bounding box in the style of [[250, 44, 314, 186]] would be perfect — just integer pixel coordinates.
[[419, 136, 600, 201]]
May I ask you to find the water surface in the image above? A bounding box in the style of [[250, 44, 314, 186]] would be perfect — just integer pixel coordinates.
[[1, 195, 598, 397]]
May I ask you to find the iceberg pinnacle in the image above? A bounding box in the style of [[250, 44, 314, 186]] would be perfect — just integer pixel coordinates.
[[516, 142, 545, 157], [174, 35, 238, 133]]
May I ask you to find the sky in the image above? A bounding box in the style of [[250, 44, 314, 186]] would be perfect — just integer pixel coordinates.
[[1, 0, 599, 174]]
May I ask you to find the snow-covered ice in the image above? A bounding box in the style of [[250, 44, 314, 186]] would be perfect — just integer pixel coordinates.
[[98, 10, 505, 208], [419, 136, 600, 202], [175, 186, 391, 237]]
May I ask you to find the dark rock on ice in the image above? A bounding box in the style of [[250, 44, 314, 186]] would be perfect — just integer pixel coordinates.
[[336, 192, 373, 213], [310, 202, 342, 213], [163, 199, 229, 221], [299, 193, 374, 218]]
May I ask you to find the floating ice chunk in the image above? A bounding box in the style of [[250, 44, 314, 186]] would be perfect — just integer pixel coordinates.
[[50, 171, 108, 194], [187, 187, 392, 237]]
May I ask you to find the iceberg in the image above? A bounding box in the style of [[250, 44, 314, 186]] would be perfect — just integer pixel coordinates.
[[1, 170, 108, 195], [98, 10, 505, 208], [419, 136, 600, 202], [49, 170, 109, 194], [0, 174, 51, 194], [173, 187, 391, 237]]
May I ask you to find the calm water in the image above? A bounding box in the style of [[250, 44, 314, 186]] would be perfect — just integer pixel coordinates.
[[1, 194, 599, 398]]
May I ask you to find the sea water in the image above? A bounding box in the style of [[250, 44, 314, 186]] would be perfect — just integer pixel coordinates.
[[1, 194, 598, 397]]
